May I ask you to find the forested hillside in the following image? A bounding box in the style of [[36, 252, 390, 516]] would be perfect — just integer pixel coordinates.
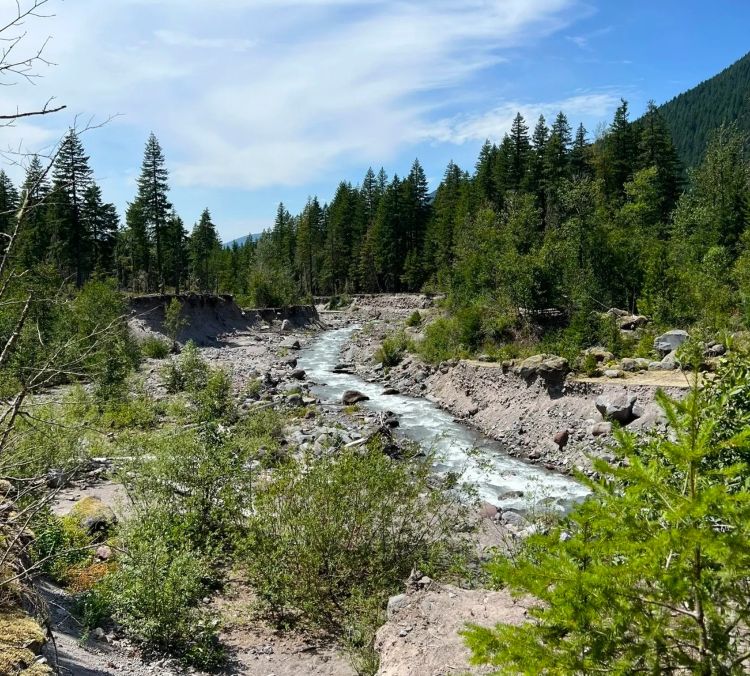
[[657, 50, 750, 167]]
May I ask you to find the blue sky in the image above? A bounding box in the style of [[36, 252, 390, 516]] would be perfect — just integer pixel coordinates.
[[1, 0, 748, 242]]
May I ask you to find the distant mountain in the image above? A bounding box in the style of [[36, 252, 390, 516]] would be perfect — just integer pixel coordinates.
[[224, 233, 262, 248], [657, 51, 750, 168]]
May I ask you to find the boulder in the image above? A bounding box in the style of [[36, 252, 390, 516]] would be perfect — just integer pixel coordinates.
[[45, 468, 68, 489], [290, 369, 306, 380], [619, 314, 649, 330], [478, 502, 498, 519], [589, 421, 613, 437], [603, 369, 624, 379], [583, 346, 615, 363], [660, 351, 679, 370], [286, 393, 303, 407], [635, 358, 651, 370], [517, 354, 569, 382], [606, 307, 629, 318], [595, 393, 637, 424], [654, 329, 688, 355], [382, 388, 400, 395], [553, 429, 569, 449], [342, 390, 369, 405], [704, 342, 726, 357], [66, 497, 117, 541], [285, 357, 298, 368], [620, 358, 637, 372], [280, 319, 292, 332]]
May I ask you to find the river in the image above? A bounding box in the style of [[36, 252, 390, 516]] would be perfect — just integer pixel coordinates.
[[298, 326, 589, 511]]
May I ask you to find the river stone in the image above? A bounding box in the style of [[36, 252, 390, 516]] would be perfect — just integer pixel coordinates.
[[286, 393, 303, 406], [620, 358, 637, 372], [590, 421, 613, 437], [342, 390, 369, 405], [280, 319, 292, 332], [285, 357, 298, 368], [595, 393, 637, 423], [704, 342, 726, 357], [290, 369, 306, 380], [478, 502, 498, 519], [603, 369, 624, 379], [502, 510, 529, 529], [382, 388, 400, 395], [654, 329, 688, 355]]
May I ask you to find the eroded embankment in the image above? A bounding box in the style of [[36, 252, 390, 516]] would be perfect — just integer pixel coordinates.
[[128, 293, 321, 346]]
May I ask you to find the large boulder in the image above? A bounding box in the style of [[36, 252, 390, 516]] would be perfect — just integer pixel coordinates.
[[595, 393, 638, 424], [66, 496, 117, 541], [619, 314, 649, 330], [654, 329, 688, 355], [517, 354, 569, 382], [342, 390, 370, 405], [582, 346, 615, 363]]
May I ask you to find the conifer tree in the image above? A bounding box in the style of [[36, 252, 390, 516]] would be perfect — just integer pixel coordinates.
[[638, 100, 682, 220], [474, 140, 498, 206], [189, 208, 221, 292], [508, 113, 531, 190], [16, 156, 50, 268], [81, 184, 118, 274], [295, 197, 323, 297], [164, 211, 187, 293], [604, 99, 637, 198], [0, 171, 19, 260], [570, 123, 590, 178], [50, 129, 94, 286], [135, 133, 171, 291]]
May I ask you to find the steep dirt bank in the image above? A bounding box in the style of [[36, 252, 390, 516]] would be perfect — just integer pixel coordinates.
[[128, 294, 321, 347]]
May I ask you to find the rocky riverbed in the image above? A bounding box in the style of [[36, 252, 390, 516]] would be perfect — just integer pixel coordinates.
[[34, 293, 695, 676]]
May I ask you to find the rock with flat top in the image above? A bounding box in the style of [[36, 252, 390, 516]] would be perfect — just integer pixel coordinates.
[[595, 393, 637, 423], [654, 329, 688, 355], [342, 390, 369, 405]]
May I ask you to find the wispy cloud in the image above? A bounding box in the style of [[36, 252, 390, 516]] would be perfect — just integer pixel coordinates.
[[420, 92, 621, 145], [0, 0, 594, 190]]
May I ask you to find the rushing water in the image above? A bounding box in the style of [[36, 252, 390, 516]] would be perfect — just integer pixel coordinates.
[[297, 326, 589, 511]]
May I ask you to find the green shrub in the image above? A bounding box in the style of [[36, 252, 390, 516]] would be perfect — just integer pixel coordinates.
[[141, 336, 170, 359], [105, 513, 224, 669], [244, 442, 470, 632], [161, 341, 209, 393], [31, 510, 92, 583], [192, 368, 235, 423], [405, 310, 422, 327], [375, 331, 410, 367]]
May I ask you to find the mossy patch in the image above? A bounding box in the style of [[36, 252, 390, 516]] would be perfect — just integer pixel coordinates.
[[0, 611, 51, 675]]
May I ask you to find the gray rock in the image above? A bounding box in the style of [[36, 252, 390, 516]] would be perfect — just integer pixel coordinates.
[[595, 393, 637, 423], [619, 314, 648, 330], [517, 354, 569, 382], [583, 346, 615, 363], [502, 510, 529, 528], [603, 369, 624, 379], [382, 387, 400, 395], [590, 421, 613, 437], [286, 394, 303, 407], [620, 358, 637, 372], [280, 319, 292, 332], [46, 468, 68, 489], [342, 390, 370, 405], [290, 369, 306, 380], [654, 329, 688, 355], [704, 343, 726, 357], [386, 593, 409, 619]]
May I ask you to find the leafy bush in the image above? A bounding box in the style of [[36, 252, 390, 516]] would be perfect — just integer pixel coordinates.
[[374, 331, 410, 367], [244, 442, 470, 632], [141, 336, 170, 359], [464, 377, 750, 674], [161, 341, 209, 393], [31, 510, 92, 583], [405, 310, 422, 327], [104, 513, 223, 669], [192, 368, 235, 423]]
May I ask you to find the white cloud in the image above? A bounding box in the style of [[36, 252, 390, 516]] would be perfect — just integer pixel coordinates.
[[421, 92, 621, 145], [0, 0, 594, 190]]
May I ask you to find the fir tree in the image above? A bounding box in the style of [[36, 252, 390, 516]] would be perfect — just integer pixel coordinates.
[[508, 113, 531, 190], [135, 133, 171, 292], [189, 208, 221, 292], [51, 129, 94, 286]]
